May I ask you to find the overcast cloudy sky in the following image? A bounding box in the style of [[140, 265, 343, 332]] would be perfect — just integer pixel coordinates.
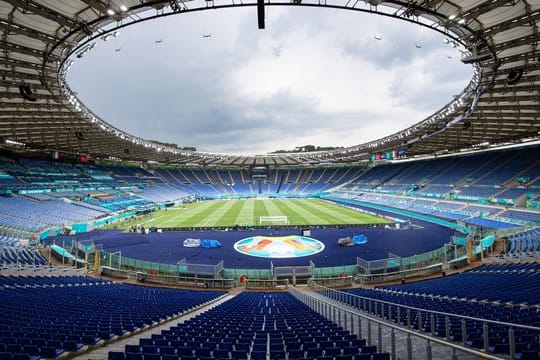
[[68, 6, 472, 154]]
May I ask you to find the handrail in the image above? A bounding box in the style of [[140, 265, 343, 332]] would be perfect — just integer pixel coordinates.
[[289, 286, 507, 360], [100, 266, 235, 288], [356, 263, 444, 284], [245, 278, 290, 289], [309, 282, 540, 359], [311, 282, 540, 332]]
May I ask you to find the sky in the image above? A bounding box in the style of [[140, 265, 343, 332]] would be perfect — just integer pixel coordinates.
[[68, 6, 472, 155]]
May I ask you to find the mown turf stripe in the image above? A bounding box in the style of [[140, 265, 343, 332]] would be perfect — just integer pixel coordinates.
[[313, 199, 391, 224], [302, 199, 373, 224], [277, 199, 326, 225], [150, 202, 208, 227], [260, 198, 292, 225], [198, 200, 241, 227], [166, 200, 228, 227], [124, 198, 391, 228], [254, 199, 270, 224], [214, 199, 247, 227], [233, 199, 255, 226], [292, 199, 347, 224], [276, 199, 313, 225]]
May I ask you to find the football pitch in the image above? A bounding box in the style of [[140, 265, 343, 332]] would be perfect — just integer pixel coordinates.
[[131, 198, 392, 228]]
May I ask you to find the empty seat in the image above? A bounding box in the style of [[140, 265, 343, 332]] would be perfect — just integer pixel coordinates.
[[250, 350, 266, 360], [108, 352, 126, 360]]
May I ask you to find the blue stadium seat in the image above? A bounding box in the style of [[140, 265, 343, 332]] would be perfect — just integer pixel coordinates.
[[110, 292, 389, 360], [108, 351, 126, 360], [0, 275, 223, 360]]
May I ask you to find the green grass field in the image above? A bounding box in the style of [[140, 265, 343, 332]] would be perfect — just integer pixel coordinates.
[[117, 198, 392, 228]]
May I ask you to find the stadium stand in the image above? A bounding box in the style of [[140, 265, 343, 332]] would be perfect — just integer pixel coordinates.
[[2, 2, 540, 360], [2, 144, 540, 237], [504, 228, 540, 257], [0, 246, 47, 267], [3, 147, 540, 360], [152, 167, 359, 197], [336, 263, 540, 356], [0, 276, 224, 359], [108, 291, 390, 360], [343, 146, 540, 207], [136, 184, 189, 203]]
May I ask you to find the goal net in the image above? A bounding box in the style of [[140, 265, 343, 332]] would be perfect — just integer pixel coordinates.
[[259, 216, 290, 226]]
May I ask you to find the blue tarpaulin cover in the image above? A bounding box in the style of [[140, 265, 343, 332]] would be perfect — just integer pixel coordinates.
[[352, 235, 368, 244], [200, 239, 222, 248]]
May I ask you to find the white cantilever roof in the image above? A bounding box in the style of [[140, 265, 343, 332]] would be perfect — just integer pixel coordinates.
[[0, 0, 538, 166]]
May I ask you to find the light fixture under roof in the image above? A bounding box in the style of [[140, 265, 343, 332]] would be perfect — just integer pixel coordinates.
[[106, 8, 115, 16], [448, 14, 456, 20], [120, 5, 128, 12]]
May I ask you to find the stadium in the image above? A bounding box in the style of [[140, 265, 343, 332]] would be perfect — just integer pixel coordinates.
[[1, 0, 540, 360]]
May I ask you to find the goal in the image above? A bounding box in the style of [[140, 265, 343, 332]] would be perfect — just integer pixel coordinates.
[[259, 216, 290, 226]]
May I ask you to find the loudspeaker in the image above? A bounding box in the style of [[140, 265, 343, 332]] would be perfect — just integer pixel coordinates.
[[462, 121, 471, 130], [18, 84, 37, 102], [75, 131, 86, 140], [257, 0, 265, 29], [507, 68, 523, 85]]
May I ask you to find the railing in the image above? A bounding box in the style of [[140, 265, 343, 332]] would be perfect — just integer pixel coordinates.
[[356, 244, 468, 283], [485, 252, 540, 264], [0, 227, 34, 242], [245, 278, 289, 289], [100, 267, 235, 288], [308, 275, 354, 288], [290, 286, 508, 360], [0, 264, 85, 277], [271, 261, 314, 286], [177, 258, 223, 278], [63, 227, 469, 285], [100, 266, 130, 279], [312, 264, 358, 278], [356, 264, 443, 284], [306, 283, 540, 360], [137, 272, 235, 289], [223, 268, 273, 280], [491, 225, 536, 239], [100, 250, 224, 278]]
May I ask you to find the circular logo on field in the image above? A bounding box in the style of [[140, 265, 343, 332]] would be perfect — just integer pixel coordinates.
[[234, 235, 325, 258]]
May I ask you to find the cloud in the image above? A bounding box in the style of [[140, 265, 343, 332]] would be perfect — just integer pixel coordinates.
[[68, 6, 472, 154]]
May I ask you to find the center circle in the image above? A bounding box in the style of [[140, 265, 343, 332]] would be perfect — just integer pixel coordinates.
[[234, 235, 325, 258]]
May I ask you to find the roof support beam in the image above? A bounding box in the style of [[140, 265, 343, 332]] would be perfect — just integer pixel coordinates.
[[3, 0, 82, 29], [0, 19, 56, 44]]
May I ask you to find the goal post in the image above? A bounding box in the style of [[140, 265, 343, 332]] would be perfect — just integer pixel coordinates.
[[259, 216, 290, 226]]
